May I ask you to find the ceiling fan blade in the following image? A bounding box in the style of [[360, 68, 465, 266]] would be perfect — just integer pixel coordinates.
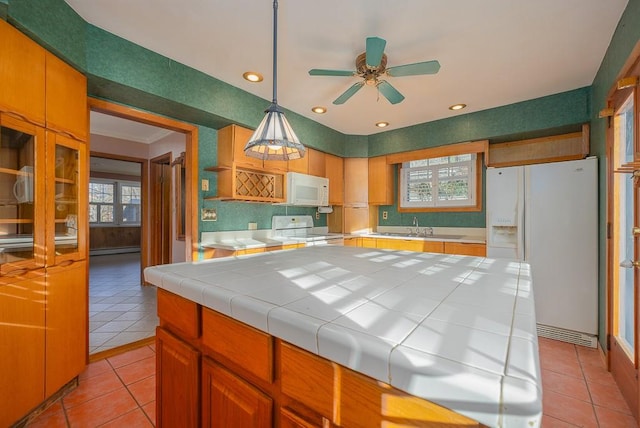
[[386, 60, 441, 77], [377, 80, 405, 104], [366, 37, 386, 68], [309, 69, 355, 76], [333, 82, 365, 105]]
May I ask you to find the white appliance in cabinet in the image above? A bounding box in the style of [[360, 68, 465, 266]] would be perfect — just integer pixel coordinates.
[[486, 157, 598, 346]]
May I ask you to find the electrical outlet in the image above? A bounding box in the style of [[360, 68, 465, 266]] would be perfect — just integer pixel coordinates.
[[248, 222, 257, 230], [315, 211, 320, 220], [382, 211, 388, 220], [201, 179, 209, 191]]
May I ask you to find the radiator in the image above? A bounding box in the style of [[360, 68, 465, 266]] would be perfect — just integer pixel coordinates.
[[537, 323, 598, 348]]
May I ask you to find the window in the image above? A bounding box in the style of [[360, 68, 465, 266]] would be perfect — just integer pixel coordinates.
[[400, 154, 476, 209], [89, 179, 141, 225]]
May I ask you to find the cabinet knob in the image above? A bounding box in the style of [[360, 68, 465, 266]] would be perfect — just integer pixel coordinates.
[[620, 259, 640, 269]]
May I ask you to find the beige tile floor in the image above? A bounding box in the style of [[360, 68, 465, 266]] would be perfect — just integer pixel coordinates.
[[89, 253, 158, 354]]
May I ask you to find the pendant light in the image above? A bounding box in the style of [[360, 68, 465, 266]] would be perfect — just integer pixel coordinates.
[[244, 0, 305, 160]]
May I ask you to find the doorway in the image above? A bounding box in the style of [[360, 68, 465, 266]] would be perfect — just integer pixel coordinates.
[[606, 47, 640, 418], [87, 99, 198, 355]]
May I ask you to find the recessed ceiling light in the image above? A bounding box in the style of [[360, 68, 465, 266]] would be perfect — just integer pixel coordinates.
[[449, 103, 467, 111], [242, 71, 263, 82], [375, 121, 389, 128], [311, 106, 327, 114]]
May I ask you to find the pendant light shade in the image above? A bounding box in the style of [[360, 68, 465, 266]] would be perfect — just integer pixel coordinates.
[[244, 0, 305, 160]]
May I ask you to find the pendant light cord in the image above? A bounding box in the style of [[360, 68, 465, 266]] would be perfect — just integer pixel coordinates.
[[272, 0, 278, 105]]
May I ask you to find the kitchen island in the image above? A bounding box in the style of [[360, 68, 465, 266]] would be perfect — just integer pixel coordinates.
[[145, 246, 541, 427]]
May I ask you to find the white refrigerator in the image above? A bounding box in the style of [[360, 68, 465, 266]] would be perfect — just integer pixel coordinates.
[[486, 157, 598, 340]]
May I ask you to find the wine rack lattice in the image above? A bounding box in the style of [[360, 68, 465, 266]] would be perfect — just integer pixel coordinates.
[[235, 170, 277, 198]]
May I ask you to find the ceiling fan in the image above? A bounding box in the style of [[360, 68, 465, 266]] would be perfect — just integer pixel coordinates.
[[309, 36, 440, 105]]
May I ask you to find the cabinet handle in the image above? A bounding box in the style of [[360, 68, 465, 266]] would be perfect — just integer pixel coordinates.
[[2, 267, 29, 277], [56, 259, 75, 268]]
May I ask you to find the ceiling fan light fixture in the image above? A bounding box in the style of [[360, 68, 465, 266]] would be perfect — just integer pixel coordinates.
[[311, 106, 327, 114], [243, 71, 263, 82], [244, 0, 305, 160], [449, 103, 467, 111], [375, 121, 389, 128]]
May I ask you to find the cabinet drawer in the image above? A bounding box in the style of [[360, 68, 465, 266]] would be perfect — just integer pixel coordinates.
[[443, 242, 486, 256], [340, 368, 481, 428], [157, 289, 200, 340], [280, 342, 335, 420], [422, 240, 444, 253], [202, 308, 273, 383]]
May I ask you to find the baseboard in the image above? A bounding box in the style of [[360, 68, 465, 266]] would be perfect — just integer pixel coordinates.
[[537, 323, 598, 348], [89, 336, 155, 362], [90, 247, 140, 256]]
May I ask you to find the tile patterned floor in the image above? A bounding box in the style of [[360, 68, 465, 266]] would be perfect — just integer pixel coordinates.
[[89, 253, 158, 354], [28, 344, 157, 427], [27, 337, 638, 427]]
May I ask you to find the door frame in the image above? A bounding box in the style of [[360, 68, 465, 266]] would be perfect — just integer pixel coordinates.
[[605, 41, 640, 419], [149, 152, 173, 266], [88, 98, 199, 273]]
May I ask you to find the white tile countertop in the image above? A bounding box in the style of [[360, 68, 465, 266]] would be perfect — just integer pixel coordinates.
[[144, 246, 540, 427]]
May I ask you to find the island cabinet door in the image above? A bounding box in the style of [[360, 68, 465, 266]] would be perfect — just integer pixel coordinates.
[[202, 358, 272, 428], [156, 327, 200, 428]]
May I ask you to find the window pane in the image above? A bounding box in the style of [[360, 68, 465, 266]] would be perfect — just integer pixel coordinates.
[[121, 184, 141, 204], [89, 182, 114, 203], [121, 204, 140, 223], [99, 205, 114, 223], [407, 181, 433, 202], [89, 204, 97, 222], [438, 179, 469, 201]]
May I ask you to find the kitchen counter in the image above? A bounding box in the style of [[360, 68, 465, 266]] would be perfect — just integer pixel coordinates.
[[361, 232, 486, 244], [145, 246, 541, 427]]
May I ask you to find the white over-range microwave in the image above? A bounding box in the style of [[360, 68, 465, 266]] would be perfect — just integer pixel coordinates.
[[284, 172, 329, 207]]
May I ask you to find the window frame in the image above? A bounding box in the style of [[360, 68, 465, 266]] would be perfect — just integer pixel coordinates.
[[89, 178, 142, 226], [389, 141, 485, 213], [400, 153, 477, 209]]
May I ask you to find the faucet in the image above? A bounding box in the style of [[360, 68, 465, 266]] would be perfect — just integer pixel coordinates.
[[412, 217, 419, 235], [424, 226, 434, 236]]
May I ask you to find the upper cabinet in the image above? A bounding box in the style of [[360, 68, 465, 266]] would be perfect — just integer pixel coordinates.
[[344, 158, 368, 206], [308, 149, 325, 177], [325, 154, 343, 205], [368, 156, 394, 205], [218, 124, 262, 170], [0, 20, 46, 126], [45, 53, 88, 142], [288, 154, 308, 174], [0, 114, 47, 273]]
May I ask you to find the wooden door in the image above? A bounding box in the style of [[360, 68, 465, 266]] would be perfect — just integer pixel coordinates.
[[368, 156, 393, 205], [325, 154, 343, 205], [344, 158, 368, 206], [202, 358, 272, 428], [150, 154, 172, 266], [45, 260, 87, 396], [607, 76, 640, 418], [0, 271, 46, 427], [156, 327, 200, 428], [0, 20, 46, 126], [45, 52, 88, 142]]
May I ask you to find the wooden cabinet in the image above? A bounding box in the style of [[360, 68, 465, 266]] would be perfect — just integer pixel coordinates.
[[361, 237, 377, 248], [368, 156, 394, 205], [0, 22, 88, 425], [288, 155, 308, 174], [45, 261, 87, 396], [0, 271, 46, 428], [324, 154, 343, 205], [202, 358, 272, 428], [376, 237, 425, 252], [444, 242, 486, 256], [45, 53, 87, 142], [156, 326, 200, 428], [344, 158, 368, 206], [307, 149, 325, 177], [218, 124, 262, 170], [156, 289, 481, 428], [343, 237, 361, 247], [0, 20, 46, 126]]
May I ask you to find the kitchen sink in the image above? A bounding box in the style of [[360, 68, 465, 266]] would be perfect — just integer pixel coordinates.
[[372, 232, 464, 240]]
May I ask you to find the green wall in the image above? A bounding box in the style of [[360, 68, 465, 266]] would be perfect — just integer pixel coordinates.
[[590, 0, 640, 348], [4, 0, 638, 341]]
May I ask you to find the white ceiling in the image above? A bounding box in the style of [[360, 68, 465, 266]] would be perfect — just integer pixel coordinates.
[[90, 111, 175, 144], [69, 0, 628, 136]]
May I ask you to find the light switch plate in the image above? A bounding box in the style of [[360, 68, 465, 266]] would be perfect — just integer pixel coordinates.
[[201, 208, 217, 221], [201, 179, 209, 191]]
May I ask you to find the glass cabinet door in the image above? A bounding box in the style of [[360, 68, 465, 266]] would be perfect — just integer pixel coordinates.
[[48, 132, 86, 264], [0, 114, 45, 273]]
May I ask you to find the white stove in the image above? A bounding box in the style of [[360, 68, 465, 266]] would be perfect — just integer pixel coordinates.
[[271, 215, 343, 246]]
